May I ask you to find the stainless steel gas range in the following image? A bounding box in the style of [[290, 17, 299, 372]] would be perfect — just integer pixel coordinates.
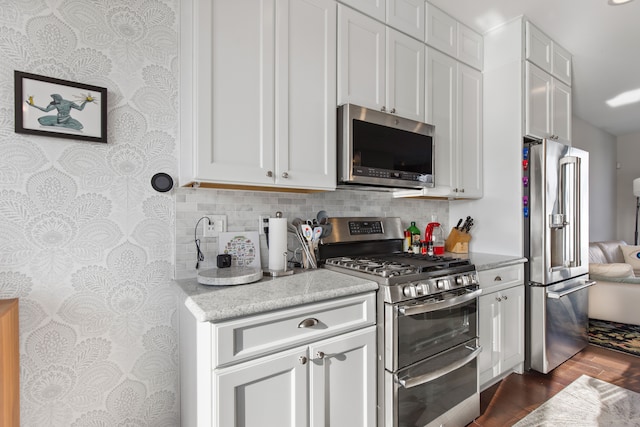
[[318, 217, 481, 427]]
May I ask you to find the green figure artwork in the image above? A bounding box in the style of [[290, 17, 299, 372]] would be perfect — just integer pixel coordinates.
[[26, 93, 95, 130]]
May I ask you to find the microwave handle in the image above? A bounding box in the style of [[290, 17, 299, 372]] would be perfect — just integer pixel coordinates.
[[397, 288, 482, 316], [396, 344, 482, 389]]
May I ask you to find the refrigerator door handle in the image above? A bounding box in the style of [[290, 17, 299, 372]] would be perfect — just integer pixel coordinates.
[[559, 156, 581, 268], [547, 280, 596, 299]]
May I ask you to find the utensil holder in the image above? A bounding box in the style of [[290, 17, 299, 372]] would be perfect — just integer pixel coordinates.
[[445, 228, 471, 253]]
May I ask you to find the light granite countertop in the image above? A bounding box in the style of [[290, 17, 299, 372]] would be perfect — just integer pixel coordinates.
[[450, 252, 527, 271], [174, 268, 378, 323]]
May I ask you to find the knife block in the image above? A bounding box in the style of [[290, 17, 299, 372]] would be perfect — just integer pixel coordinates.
[[445, 228, 471, 253]]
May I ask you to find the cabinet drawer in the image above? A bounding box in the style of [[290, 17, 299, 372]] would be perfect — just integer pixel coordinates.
[[213, 293, 375, 367], [478, 264, 524, 291]]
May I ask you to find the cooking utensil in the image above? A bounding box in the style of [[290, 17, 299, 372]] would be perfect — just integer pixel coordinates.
[[455, 218, 463, 230], [316, 210, 329, 224]]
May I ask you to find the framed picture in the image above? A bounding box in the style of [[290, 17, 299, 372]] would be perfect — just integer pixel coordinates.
[[14, 70, 107, 143]]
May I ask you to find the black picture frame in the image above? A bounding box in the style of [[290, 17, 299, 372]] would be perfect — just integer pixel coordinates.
[[14, 70, 108, 143]]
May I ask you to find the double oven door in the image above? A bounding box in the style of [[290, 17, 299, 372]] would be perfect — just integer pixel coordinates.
[[382, 286, 482, 427]]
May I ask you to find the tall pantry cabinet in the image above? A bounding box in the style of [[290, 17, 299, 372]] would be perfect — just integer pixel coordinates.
[[180, 0, 337, 191]]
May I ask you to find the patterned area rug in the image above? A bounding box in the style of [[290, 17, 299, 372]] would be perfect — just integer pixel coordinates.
[[513, 375, 640, 426], [589, 319, 640, 357]]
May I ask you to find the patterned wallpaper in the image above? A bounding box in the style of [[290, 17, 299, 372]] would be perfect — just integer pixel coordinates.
[[0, 0, 179, 425], [0, 0, 448, 424]]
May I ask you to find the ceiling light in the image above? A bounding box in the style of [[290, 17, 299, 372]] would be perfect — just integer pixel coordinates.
[[606, 88, 640, 107], [608, 0, 634, 5]]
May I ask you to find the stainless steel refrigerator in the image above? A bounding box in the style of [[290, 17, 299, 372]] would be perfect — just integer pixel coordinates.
[[523, 138, 595, 374]]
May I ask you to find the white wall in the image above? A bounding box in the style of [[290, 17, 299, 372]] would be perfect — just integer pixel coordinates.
[[572, 117, 617, 241], [616, 131, 640, 244]]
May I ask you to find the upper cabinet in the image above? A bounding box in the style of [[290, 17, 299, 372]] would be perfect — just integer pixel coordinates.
[[524, 21, 573, 144], [425, 3, 483, 70], [338, 5, 425, 121], [525, 62, 572, 144], [525, 21, 572, 85], [180, 0, 337, 191], [340, 0, 425, 40], [426, 48, 482, 199]]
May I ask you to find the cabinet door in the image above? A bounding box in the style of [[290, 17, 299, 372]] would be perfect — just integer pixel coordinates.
[[276, 0, 337, 190], [387, 28, 425, 121], [525, 61, 552, 140], [552, 42, 572, 85], [525, 21, 551, 74], [500, 285, 525, 371], [478, 293, 500, 386], [386, 0, 425, 41], [551, 79, 572, 145], [426, 47, 457, 194], [425, 3, 457, 57], [309, 326, 376, 427], [458, 23, 483, 70], [216, 346, 308, 427], [457, 63, 483, 198], [339, 0, 385, 21], [338, 5, 386, 111], [197, 0, 275, 185]]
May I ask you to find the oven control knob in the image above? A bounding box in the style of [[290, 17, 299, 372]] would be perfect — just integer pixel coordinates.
[[418, 283, 429, 296], [436, 279, 446, 290], [403, 285, 417, 298], [455, 276, 464, 285]]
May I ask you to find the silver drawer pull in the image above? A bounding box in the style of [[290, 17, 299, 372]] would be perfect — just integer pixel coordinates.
[[299, 356, 308, 365], [298, 317, 319, 328], [316, 351, 325, 359], [494, 276, 502, 281]]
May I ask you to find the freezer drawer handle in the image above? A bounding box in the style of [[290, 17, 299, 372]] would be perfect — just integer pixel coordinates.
[[396, 345, 482, 389], [397, 288, 483, 316], [547, 280, 596, 299]]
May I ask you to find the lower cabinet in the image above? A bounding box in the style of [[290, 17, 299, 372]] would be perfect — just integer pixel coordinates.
[[478, 264, 525, 390], [216, 326, 376, 427], [180, 292, 377, 427]]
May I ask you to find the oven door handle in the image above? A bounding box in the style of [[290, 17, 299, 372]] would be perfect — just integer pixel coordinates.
[[396, 344, 483, 389], [397, 288, 483, 316]]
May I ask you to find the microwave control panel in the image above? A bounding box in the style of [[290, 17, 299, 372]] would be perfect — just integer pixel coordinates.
[[353, 166, 432, 184]]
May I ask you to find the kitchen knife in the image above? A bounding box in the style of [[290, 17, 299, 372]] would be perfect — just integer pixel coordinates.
[[463, 219, 474, 233], [460, 216, 471, 231], [455, 218, 463, 230]]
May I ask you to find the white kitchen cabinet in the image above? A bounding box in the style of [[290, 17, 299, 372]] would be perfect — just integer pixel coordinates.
[[478, 264, 525, 390], [180, 0, 336, 191], [338, 0, 425, 41], [525, 21, 572, 85], [386, 0, 425, 41], [180, 292, 377, 427], [426, 47, 482, 198], [425, 2, 483, 70], [525, 61, 572, 145], [338, 5, 424, 121]]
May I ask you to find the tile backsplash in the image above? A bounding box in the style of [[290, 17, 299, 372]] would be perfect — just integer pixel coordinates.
[[175, 187, 447, 279]]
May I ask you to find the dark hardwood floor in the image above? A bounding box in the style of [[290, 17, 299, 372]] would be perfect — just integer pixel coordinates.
[[467, 345, 640, 427]]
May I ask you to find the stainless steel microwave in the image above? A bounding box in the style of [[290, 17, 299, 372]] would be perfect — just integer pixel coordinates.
[[337, 104, 435, 190]]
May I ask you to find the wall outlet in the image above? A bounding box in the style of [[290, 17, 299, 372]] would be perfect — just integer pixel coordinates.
[[258, 215, 269, 235], [202, 214, 227, 237]]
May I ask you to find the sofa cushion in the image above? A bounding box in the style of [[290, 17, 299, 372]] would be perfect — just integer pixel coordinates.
[[589, 241, 627, 264], [589, 262, 635, 279], [620, 245, 640, 276]]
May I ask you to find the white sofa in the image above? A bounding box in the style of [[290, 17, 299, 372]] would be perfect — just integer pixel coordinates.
[[588, 240, 640, 326]]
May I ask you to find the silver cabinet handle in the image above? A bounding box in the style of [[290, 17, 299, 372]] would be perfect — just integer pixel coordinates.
[[460, 188, 465, 193], [381, 106, 386, 112], [390, 108, 396, 113], [281, 172, 289, 179], [316, 351, 325, 359], [299, 356, 308, 365], [298, 317, 319, 328], [266, 171, 273, 177], [494, 276, 502, 281], [503, 295, 508, 300], [496, 297, 502, 302]]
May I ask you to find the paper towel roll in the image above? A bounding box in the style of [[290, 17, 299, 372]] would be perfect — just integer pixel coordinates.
[[268, 217, 288, 271]]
